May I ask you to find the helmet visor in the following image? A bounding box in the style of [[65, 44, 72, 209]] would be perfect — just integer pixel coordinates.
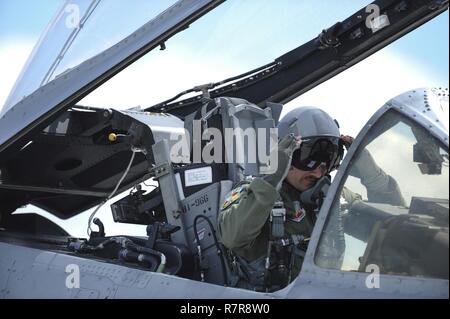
[[291, 137, 343, 173]]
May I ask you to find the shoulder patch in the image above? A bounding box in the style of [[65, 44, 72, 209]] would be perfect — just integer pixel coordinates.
[[221, 184, 250, 210]]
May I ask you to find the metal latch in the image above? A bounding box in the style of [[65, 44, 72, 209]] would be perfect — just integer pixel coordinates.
[[149, 163, 170, 178], [270, 201, 286, 222]]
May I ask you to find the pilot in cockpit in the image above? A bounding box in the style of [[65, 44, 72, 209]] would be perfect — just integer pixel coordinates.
[[217, 106, 345, 291], [217, 107, 406, 292]]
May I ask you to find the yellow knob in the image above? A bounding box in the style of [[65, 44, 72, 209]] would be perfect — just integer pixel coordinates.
[[108, 133, 117, 142]]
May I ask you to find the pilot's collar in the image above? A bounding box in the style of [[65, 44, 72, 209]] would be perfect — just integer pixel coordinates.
[[280, 181, 301, 201], [279, 181, 303, 215]]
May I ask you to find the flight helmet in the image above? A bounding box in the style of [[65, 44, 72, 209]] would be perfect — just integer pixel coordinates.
[[277, 106, 344, 173]]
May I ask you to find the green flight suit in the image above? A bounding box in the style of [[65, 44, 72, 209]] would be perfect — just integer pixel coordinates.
[[217, 178, 316, 291]]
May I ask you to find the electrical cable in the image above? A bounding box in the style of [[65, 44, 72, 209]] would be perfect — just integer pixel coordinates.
[[146, 61, 277, 111], [87, 149, 136, 236], [193, 214, 228, 286]]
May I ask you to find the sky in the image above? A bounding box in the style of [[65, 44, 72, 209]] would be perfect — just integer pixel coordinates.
[[0, 1, 448, 237]]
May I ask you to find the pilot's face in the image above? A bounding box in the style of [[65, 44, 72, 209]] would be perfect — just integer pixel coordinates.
[[286, 164, 326, 192]]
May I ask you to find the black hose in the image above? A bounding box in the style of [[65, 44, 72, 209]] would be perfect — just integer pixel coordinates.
[[126, 242, 167, 273], [151, 87, 197, 109], [93, 218, 105, 237], [193, 214, 228, 286], [146, 61, 277, 111], [69, 237, 166, 272], [213, 61, 276, 87], [119, 249, 158, 272]]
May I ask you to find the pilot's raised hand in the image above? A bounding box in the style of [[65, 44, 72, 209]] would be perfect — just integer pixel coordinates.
[[263, 133, 301, 190], [345, 135, 406, 206], [340, 135, 354, 150]]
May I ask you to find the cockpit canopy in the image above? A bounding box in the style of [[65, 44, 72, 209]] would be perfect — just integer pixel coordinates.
[[1, 0, 178, 114]]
